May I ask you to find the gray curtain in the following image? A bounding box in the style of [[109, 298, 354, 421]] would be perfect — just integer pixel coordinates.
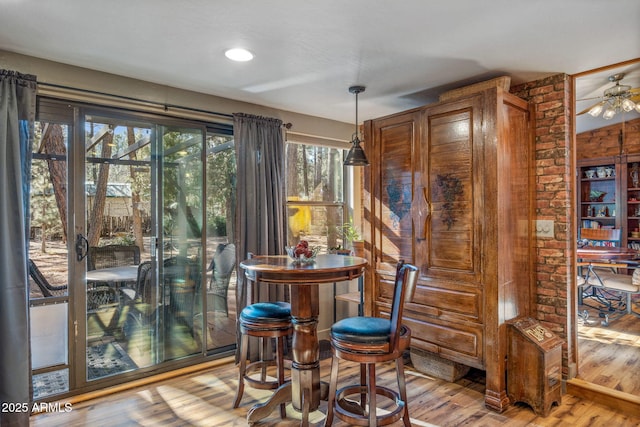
[[0, 70, 37, 426], [233, 113, 288, 358]]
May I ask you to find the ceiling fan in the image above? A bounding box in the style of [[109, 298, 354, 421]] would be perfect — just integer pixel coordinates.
[[577, 73, 640, 119]]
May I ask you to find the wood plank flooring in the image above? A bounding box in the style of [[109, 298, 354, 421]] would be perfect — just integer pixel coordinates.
[[31, 355, 640, 427], [577, 302, 640, 395]]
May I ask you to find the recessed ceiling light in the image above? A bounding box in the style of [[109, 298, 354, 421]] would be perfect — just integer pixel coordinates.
[[225, 48, 254, 62]]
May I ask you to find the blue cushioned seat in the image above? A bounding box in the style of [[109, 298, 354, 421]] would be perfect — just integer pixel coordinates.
[[331, 317, 390, 344], [240, 301, 291, 322], [325, 262, 419, 427], [234, 300, 293, 419]]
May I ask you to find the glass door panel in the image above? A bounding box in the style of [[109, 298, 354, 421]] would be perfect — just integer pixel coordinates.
[[204, 134, 237, 352], [158, 125, 204, 360], [83, 115, 155, 380], [29, 121, 71, 399]]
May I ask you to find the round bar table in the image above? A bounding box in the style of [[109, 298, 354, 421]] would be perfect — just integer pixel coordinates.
[[239, 254, 367, 426]]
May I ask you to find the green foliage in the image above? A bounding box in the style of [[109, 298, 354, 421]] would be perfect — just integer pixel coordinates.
[[30, 160, 64, 241], [208, 215, 227, 236], [206, 135, 236, 239], [110, 234, 136, 246], [342, 220, 361, 243]]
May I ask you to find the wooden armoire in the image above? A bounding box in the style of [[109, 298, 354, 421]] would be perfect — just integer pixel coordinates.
[[363, 86, 534, 411]]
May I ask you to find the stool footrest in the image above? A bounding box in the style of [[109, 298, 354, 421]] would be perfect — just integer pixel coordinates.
[[243, 360, 290, 390], [334, 384, 405, 426]]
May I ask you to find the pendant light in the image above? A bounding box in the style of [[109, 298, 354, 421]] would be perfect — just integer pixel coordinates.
[[344, 85, 369, 166]]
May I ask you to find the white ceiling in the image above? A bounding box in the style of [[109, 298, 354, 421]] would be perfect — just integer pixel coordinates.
[[0, 0, 639, 133]]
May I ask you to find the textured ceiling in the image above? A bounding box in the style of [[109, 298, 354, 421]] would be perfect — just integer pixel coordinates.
[[0, 0, 638, 133]]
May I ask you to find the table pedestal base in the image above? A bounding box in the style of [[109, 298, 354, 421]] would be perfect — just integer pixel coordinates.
[[246, 380, 330, 426], [292, 365, 320, 413], [247, 382, 291, 426]]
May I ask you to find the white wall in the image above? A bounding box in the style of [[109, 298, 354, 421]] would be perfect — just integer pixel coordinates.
[[0, 50, 354, 141]]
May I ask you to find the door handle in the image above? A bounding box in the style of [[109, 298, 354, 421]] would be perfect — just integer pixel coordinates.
[[75, 234, 89, 261], [412, 186, 430, 240]]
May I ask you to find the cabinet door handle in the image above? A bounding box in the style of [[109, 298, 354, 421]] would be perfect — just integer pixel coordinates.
[[412, 185, 430, 240]]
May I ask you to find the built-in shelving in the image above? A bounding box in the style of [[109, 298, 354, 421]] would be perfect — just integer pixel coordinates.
[[577, 155, 640, 250]]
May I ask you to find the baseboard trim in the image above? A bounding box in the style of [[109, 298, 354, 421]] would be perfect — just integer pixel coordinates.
[[33, 356, 235, 414], [566, 378, 640, 414]]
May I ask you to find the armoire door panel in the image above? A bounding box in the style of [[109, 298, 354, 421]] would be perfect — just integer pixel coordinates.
[[422, 101, 482, 283], [372, 112, 419, 268]]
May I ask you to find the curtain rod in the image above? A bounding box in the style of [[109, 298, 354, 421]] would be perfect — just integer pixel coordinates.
[[38, 81, 235, 120]]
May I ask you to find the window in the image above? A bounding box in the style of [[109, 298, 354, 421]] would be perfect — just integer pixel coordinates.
[[285, 142, 346, 250]]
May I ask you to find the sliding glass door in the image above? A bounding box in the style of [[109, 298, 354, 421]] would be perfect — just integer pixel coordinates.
[[80, 114, 206, 381], [81, 114, 157, 381], [29, 100, 235, 399]]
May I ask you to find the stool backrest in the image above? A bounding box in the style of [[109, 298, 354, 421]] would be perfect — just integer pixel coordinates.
[[135, 261, 153, 303], [389, 261, 419, 350]]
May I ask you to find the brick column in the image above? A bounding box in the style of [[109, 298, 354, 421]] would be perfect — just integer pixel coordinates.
[[511, 74, 575, 377]]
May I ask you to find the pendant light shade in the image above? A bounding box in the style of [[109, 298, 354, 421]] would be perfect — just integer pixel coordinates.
[[344, 85, 369, 166]]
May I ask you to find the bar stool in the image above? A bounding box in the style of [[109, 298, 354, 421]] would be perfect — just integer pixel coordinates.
[[233, 301, 292, 418], [325, 261, 419, 427]]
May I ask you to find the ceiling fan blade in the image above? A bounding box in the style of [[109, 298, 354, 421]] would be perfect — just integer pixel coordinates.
[[629, 87, 640, 94], [577, 96, 604, 102], [577, 104, 599, 115]]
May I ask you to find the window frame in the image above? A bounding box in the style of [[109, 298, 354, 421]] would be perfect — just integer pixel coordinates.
[[284, 140, 351, 250]]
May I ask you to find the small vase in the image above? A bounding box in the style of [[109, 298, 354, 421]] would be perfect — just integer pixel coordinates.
[[351, 241, 365, 258]]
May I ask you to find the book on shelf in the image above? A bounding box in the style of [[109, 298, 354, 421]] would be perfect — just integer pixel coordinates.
[[581, 220, 602, 229]]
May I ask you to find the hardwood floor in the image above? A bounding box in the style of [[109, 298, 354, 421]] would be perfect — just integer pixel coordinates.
[[577, 302, 640, 395], [31, 354, 640, 426]]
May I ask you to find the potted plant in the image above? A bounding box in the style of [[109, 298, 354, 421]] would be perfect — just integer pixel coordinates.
[[328, 245, 352, 255], [342, 220, 364, 257]]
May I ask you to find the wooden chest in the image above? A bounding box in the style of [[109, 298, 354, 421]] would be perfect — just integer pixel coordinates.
[[507, 317, 563, 416]]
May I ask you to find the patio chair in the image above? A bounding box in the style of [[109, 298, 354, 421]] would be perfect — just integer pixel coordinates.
[[207, 243, 236, 316], [164, 256, 201, 333], [122, 261, 156, 339], [120, 261, 153, 304], [28, 259, 67, 298], [88, 244, 141, 294], [86, 286, 118, 311], [88, 244, 141, 271]]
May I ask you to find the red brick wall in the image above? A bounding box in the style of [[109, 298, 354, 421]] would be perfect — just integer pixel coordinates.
[[577, 117, 640, 159], [511, 74, 575, 376]]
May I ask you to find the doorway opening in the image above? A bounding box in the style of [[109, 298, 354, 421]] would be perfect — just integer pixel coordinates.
[[573, 59, 640, 398]]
